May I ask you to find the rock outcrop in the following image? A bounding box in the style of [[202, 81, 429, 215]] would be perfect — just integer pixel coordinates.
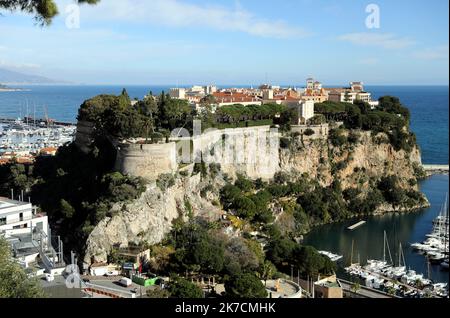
[[82, 128, 426, 264], [280, 130, 422, 190], [84, 170, 224, 264]]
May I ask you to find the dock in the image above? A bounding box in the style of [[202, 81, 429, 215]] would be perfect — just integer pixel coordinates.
[[347, 221, 366, 231], [422, 164, 449, 175], [0, 116, 75, 127]]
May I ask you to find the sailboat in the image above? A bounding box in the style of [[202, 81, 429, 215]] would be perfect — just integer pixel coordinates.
[[366, 231, 392, 272]]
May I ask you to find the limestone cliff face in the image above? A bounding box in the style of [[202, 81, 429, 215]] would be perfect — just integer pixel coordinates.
[[280, 131, 422, 191], [83, 129, 425, 264], [83, 171, 224, 264]]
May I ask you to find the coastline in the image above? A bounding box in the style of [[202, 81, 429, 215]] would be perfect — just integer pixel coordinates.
[[0, 88, 27, 92]]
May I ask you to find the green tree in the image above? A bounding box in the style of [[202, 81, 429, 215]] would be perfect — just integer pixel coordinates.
[[225, 273, 268, 298], [292, 246, 334, 279], [60, 199, 75, 219], [266, 237, 296, 267], [234, 174, 254, 192], [0, 0, 99, 25], [0, 237, 45, 298], [259, 261, 277, 287], [168, 277, 203, 298]]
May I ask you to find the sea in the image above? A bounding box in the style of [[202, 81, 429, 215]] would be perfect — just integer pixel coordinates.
[[0, 84, 449, 284], [0, 85, 448, 164]]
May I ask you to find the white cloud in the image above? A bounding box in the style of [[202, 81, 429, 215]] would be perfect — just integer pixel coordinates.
[[338, 33, 416, 49], [76, 0, 309, 39], [412, 45, 449, 60]]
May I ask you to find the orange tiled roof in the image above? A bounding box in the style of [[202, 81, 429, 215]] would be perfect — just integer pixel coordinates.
[[40, 147, 58, 153], [16, 157, 35, 164]]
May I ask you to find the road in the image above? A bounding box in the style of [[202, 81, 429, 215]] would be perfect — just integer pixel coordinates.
[[338, 279, 397, 299]]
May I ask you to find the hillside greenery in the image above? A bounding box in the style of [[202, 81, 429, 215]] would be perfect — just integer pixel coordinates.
[[316, 97, 416, 152], [0, 237, 45, 298], [0, 139, 146, 255], [145, 219, 334, 298], [77, 91, 294, 139]]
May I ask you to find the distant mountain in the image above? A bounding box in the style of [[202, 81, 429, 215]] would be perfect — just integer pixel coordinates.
[[0, 67, 67, 84]]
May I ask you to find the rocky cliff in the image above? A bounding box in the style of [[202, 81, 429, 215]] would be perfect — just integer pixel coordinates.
[[82, 128, 427, 264], [83, 168, 224, 264], [280, 130, 422, 190]]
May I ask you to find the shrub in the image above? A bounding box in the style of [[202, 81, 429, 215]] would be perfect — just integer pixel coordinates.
[[280, 137, 291, 149], [169, 277, 203, 298], [329, 129, 347, 147], [156, 173, 175, 191]]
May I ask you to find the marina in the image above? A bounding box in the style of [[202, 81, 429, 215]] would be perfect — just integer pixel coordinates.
[[344, 230, 448, 298], [410, 194, 449, 269], [303, 174, 450, 297], [318, 251, 343, 262], [0, 116, 76, 163]]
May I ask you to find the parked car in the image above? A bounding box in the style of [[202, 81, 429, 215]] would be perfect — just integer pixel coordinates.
[[119, 277, 132, 287]]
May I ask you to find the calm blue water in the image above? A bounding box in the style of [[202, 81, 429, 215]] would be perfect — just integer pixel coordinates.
[[0, 85, 447, 164], [0, 85, 448, 285], [368, 86, 449, 165], [303, 174, 449, 284]]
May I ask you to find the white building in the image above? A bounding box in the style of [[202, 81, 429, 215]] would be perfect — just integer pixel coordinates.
[[1, 197, 65, 274], [204, 85, 217, 95], [262, 89, 274, 100], [299, 100, 315, 123], [169, 88, 186, 99], [327, 82, 377, 106], [0, 197, 48, 238]]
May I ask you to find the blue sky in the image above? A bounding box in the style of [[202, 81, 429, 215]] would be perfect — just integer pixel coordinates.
[[0, 0, 448, 85]]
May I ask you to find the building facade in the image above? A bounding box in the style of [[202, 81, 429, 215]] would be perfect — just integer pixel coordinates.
[[0, 197, 48, 238]]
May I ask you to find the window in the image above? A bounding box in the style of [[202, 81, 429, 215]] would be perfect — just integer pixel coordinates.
[[0, 217, 6, 226], [13, 224, 27, 230]]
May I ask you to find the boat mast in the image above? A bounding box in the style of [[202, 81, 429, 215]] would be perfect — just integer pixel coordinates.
[[350, 240, 354, 266], [384, 231, 393, 265], [398, 242, 406, 268], [26, 99, 29, 126]]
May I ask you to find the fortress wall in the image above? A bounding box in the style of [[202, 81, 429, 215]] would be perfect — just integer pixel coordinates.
[[77, 123, 280, 181], [189, 126, 280, 180], [75, 120, 95, 153], [115, 142, 178, 181], [291, 124, 329, 138]]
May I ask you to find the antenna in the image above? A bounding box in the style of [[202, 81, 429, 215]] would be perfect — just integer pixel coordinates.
[[26, 99, 29, 125]]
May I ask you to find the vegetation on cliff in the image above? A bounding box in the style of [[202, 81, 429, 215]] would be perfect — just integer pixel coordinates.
[[219, 172, 425, 239], [77, 90, 293, 140], [316, 97, 416, 152], [0, 237, 45, 298], [0, 139, 146, 254], [138, 219, 332, 298]]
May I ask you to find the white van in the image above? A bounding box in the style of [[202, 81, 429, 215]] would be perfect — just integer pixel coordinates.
[[119, 278, 132, 287]]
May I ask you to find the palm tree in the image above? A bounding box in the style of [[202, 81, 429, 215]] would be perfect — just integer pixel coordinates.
[[351, 282, 361, 294]]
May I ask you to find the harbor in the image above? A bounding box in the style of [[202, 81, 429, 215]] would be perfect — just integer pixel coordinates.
[[0, 116, 76, 164], [303, 174, 450, 297]]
